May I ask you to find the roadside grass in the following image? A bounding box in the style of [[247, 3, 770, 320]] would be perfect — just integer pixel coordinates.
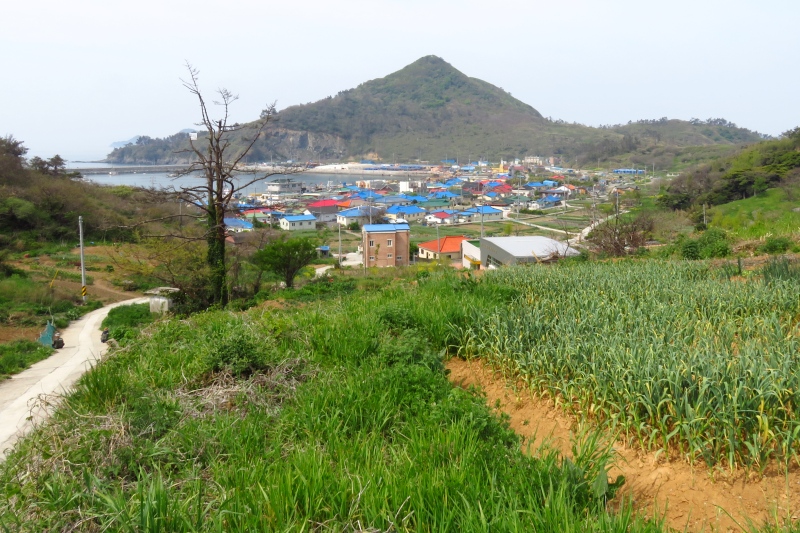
[[0, 269, 663, 532], [100, 303, 156, 344], [0, 274, 101, 328], [0, 340, 52, 379]]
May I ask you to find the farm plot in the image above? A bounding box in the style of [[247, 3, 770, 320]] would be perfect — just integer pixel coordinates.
[[452, 260, 800, 469]]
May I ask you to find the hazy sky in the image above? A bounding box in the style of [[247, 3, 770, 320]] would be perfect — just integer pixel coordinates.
[[3, 0, 798, 161]]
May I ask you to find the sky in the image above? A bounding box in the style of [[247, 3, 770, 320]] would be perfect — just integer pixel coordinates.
[[2, 0, 799, 161]]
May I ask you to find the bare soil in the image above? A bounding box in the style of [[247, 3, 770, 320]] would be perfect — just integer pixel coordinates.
[[447, 357, 800, 532]]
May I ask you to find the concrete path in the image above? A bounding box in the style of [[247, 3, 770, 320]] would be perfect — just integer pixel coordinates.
[[0, 297, 148, 458]]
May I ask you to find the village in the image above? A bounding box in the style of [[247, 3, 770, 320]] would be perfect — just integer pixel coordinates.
[[223, 160, 646, 270]]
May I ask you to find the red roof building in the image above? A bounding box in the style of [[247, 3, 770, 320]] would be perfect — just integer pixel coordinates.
[[417, 235, 468, 261]]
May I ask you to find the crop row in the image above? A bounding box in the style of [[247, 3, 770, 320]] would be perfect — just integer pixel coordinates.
[[453, 260, 800, 469]]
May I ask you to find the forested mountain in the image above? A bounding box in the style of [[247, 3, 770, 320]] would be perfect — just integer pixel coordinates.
[[106, 56, 770, 169]]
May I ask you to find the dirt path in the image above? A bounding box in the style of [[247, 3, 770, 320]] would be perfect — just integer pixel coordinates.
[[447, 358, 800, 532], [0, 298, 148, 458]]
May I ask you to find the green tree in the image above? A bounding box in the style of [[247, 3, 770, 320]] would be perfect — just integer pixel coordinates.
[[253, 237, 318, 289]]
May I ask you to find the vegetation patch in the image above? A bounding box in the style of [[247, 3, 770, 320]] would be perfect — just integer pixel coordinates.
[[0, 340, 52, 379], [0, 270, 659, 532]]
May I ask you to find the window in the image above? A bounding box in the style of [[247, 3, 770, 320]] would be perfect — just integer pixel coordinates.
[[387, 239, 393, 247], [369, 256, 375, 261], [291, 222, 295, 227], [369, 240, 374, 247], [387, 253, 393, 259], [396, 256, 402, 261]]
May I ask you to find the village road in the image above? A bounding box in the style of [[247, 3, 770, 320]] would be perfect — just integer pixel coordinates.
[[0, 297, 148, 458]]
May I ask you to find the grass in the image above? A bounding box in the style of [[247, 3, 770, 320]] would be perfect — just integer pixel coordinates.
[[0, 274, 100, 328], [710, 188, 800, 240], [0, 340, 53, 379], [101, 303, 156, 344], [0, 269, 663, 532]]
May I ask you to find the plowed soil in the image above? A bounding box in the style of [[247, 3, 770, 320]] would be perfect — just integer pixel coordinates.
[[447, 358, 800, 532]]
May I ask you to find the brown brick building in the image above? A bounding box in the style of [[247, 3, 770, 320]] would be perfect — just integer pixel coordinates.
[[362, 224, 410, 267]]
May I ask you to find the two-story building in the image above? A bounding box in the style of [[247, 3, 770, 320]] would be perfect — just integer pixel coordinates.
[[362, 224, 410, 268]]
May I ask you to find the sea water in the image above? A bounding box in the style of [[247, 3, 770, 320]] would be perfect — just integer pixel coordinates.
[[66, 162, 358, 195]]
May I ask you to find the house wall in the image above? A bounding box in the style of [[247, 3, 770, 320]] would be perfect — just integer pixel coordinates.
[[363, 230, 410, 267], [461, 241, 481, 269], [149, 295, 173, 314], [307, 211, 337, 223], [337, 215, 370, 227]]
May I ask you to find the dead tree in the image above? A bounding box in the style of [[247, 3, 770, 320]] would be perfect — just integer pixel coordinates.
[[160, 63, 300, 306]]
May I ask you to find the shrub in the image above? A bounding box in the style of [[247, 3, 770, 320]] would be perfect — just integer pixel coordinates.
[[758, 236, 793, 255], [204, 326, 271, 377], [680, 239, 700, 260]]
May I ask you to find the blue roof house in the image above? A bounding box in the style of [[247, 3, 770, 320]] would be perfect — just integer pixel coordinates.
[[279, 214, 317, 231], [224, 218, 254, 232], [458, 205, 503, 222]]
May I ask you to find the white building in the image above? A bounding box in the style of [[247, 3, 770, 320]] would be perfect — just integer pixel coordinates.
[[279, 214, 317, 231]]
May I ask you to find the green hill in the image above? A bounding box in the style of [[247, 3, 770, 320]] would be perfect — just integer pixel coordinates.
[[106, 56, 770, 168], [658, 127, 800, 210]]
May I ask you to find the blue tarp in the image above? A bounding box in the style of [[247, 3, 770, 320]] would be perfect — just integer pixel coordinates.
[[38, 320, 56, 347]]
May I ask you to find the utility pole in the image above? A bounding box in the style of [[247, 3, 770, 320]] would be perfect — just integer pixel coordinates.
[[437, 223, 441, 261], [338, 222, 342, 267], [78, 216, 87, 303]]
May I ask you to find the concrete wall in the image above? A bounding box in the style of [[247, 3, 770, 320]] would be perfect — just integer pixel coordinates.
[[150, 295, 173, 314]]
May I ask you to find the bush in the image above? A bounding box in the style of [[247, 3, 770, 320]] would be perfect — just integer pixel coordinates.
[[758, 236, 793, 255], [681, 239, 700, 260], [205, 335, 265, 376], [680, 228, 730, 260]]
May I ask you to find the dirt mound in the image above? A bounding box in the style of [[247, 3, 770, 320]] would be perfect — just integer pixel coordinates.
[[447, 358, 800, 532]]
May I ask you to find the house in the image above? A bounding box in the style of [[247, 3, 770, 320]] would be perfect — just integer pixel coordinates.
[[266, 178, 304, 196], [279, 214, 317, 231], [386, 204, 426, 223], [305, 199, 340, 222], [337, 206, 384, 227], [479, 236, 579, 268], [224, 218, 254, 232], [424, 210, 456, 225], [458, 205, 503, 223], [374, 195, 410, 207], [362, 224, 410, 267], [418, 235, 468, 261], [540, 195, 562, 207]]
